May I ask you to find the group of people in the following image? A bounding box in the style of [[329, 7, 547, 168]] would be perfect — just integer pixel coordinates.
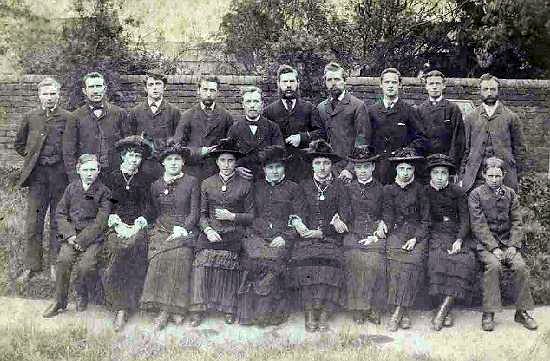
[[14, 62, 538, 334]]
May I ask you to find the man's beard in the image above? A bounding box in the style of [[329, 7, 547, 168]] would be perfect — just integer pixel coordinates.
[[281, 89, 297, 100], [202, 98, 214, 107], [329, 87, 343, 99], [482, 95, 499, 105]]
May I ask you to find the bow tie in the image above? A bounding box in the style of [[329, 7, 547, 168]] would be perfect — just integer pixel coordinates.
[[246, 120, 259, 127], [89, 102, 103, 110]]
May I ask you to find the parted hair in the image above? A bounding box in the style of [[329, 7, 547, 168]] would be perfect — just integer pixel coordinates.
[[144, 69, 168, 85], [82, 72, 105, 87], [380, 67, 402, 83], [483, 156, 506, 173], [241, 85, 262, 98], [76, 154, 99, 169], [37, 77, 61, 92], [323, 62, 347, 80], [423, 70, 445, 81], [479, 73, 500, 86], [277, 64, 299, 81], [197, 75, 221, 88]]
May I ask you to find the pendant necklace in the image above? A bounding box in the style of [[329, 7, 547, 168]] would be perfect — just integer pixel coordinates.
[[121, 171, 135, 191], [220, 175, 232, 192], [313, 179, 330, 201]]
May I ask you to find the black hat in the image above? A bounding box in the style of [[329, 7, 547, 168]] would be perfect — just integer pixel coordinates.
[[426, 153, 456, 173], [114, 135, 152, 159], [157, 144, 191, 162], [347, 145, 380, 163], [209, 138, 244, 158], [304, 139, 341, 162], [259, 145, 291, 166], [388, 147, 424, 163]]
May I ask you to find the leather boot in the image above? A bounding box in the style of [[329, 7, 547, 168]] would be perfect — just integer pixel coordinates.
[[113, 310, 127, 332], [304, 310, 317, 332], [224, 313, 235, 324], [432, 296, 454, 331], [399, 308, 411, 329], [367, 309, 381, 325], [514, 310, 538, 330], [42, 302, 65, 318], [388, 306, 403, 332], [190, 312, 203, 327], [481, 312, 495, 332], [153, 311, 169, 331], [444, 310, 454, 327], [318, 310, 329, 332]]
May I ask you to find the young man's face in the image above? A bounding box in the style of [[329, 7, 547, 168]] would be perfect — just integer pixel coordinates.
[[425, 76, 445, 99], [38, 85, 60, 109], [216, 153, 237, 176], [163, 154, 184, 176], [278, 71, 299, 100], [312, 157, 332, 179], [264, 162, 285, 182], [198, 80, 219, 107], [380, 72, 401, 98], [354, 162, 375, 181], [480, 79, 499, 105], [82, 76, 106, 103], [483, 166, 505, 189], [430, 166, 449, 188], [121, 150, 143, 172], [77, 160, 100, 186], [324, 69, 346, 99], [395, 162, 415, 183], [145, 77, 165, 101], [242, 91, 263, 119]]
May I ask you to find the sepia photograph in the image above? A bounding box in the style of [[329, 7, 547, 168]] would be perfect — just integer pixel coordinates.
[[0, 0, 549, 360]]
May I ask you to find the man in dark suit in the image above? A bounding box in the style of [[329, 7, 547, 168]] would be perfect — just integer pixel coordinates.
[[459, 74, 526, 193], [127, 69, 180, 181], [63, 72, 127, 182], [264, 65, 321, 181], [367, 68, 426, 184], [14, 77, 74, 283], [172, 75, 234, 180], [314, 62, 371, 181], [227, 86, 284, 180], [417, 70, 465, 169]]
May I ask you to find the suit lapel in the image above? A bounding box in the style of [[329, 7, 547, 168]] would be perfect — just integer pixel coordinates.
[[204, 105, 223, 136]]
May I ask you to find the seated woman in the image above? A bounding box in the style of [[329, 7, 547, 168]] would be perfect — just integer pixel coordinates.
[[237, 145, 302, 327], [343, 146, 387, 325], [425, 154, 476, 331], [140, 144, 200, 331], [383, 147, 430, 332], [189, 138, 253, 327], [289, 140, 351, 332], [102, 135, 154, 332]]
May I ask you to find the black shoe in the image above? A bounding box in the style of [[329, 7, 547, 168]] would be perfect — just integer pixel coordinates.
[[113, 310, 127, 332], [190, 313, 203, 327], [366, 309, 381, 325], [514, 310, 538, 330], [43, 302, 65, 318], [482, 312, 495, 332], [224, 313, 235, 324], [399, 311, 412, 329], [75, 295, 88, 312], [443, 311, 454, 327]]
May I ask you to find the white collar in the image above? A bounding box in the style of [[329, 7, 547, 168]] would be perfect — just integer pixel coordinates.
[[482, 101, 499, 117], [246, 115, 261, 123], [148, 97, 162, 107], [313, 173, 333, 184], [200, 101, 215, 111], [331, 90, 346, 102], [395, 175, 414, 189], [282, 98, 296, 110], [383, 96, 399, 109], [42, 104, 57, 112], [429, 95, 443, 103], [81, 181, 93, 191], [357, 177, 373, 185]]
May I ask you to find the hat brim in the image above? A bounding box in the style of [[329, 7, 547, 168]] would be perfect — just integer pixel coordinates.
[[158, 148, 191, 162], [261, 155, 293, 165], [388, 156, 425, 163], [347, 154, 381, 163], [209, 149, 244, 158], [115, 143, 152, 159], [427, 161, 456, 173]]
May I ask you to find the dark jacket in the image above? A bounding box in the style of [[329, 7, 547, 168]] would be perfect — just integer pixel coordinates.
[[128, 99, 180, 152], [315, 92, 371, 173], [417, 98, 465, 167], [173, 103, 234, 179], [227, 116, 284, 177], [14, 106, 74, 187], [56, 179, 112, 250], [197, 173, 254, 253], [468, 184, 523, 252], [460, 103, 526, 192], [64, 101, 127, 180], [368, 99, 427, 184]]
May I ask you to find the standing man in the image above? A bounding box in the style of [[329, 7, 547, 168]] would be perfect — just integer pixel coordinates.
[[460, 74, 526, 192], [173, 75, 234, 180], [315, 62, 370, 181], [14, 77, 74, 283], [63, 72, 127, 181], [264, 65, 321, 181], [368, 68, 426, 184], [227, 86, 284, 180], [127, 69, 180, 180], [417, 70, 465, 169], [469, 157, 537, 331]]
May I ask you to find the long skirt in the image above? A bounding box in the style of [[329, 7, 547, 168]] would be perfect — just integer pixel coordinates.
[[237, 257, 288, 325], [290, 263, 344, 312], [140, 228, 194, 315], [190, 249, 241, 315], [344, 250, 387, 312], [102, 228, 148, 311], [428, 232, 476, 302]]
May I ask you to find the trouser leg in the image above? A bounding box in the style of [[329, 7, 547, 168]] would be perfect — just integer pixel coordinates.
[[24, 179, 48, 272], [479, 250, 503, 312], [509, 253, 535, 311], [73, 243, 102, 299], [54, 243, 78, 307]]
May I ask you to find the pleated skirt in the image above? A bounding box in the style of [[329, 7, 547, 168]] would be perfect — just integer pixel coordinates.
[[344, 250, 387, 311]]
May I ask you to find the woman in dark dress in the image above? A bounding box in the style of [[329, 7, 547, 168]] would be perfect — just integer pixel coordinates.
[[289, 140, 351, 332], [425, 154, 476, 331], [102, 135, 154, 332], [383, 147, 430, 332], [343, 146, 387, 325], [238, 145, 303, 326], [140, 144, 200, 331], [189, 138, 254, 326]]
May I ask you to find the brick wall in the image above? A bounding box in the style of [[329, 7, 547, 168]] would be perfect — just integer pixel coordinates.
[[0, 74, 548, 171]]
